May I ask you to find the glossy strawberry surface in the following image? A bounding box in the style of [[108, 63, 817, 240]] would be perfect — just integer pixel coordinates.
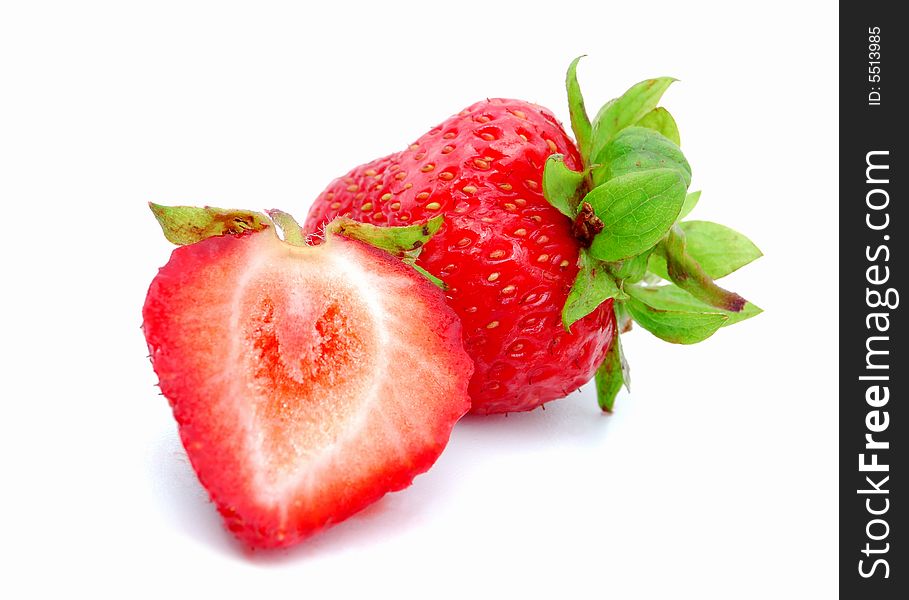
[[305, 99, 615, 413]]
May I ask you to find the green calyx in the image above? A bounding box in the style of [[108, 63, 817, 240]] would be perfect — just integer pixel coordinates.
[[544, 58, 764, 412], [148, 203, 446, 288], [149, 203, 270, 245], [325, 215, 447, 289]]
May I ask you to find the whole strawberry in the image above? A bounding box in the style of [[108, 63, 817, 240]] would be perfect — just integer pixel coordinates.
[[305, 58, 763, 414], [307, 98, 611, 413]]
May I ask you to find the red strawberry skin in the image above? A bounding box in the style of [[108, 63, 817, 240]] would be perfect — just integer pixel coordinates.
[[143, 230, 472, 548], [305, 99, 616, 413]]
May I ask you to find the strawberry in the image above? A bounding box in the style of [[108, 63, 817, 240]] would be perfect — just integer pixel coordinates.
[[142, 205, 472, 549], [305, 98, 614, 414], [305, 58, 763, 414]]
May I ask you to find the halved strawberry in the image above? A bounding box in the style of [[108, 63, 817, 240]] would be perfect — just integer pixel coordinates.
[[142, 206, 472, 549]]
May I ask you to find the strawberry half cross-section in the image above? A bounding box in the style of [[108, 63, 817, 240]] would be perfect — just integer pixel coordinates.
[[142, 206, 472, 549]]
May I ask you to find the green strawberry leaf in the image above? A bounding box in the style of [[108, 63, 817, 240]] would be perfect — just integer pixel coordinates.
[[649, 221, 763, 281], [595, 332, 629, 412], [566, 56, 592, 159], [563, 251, 620, 331], [542, 154, 587, 218], [630, 284, 762, 327], [624, 286, 728, 344], [149, 203, 269, 245], [326, 215, 444, 254], [636, 107, 681, 146], [588, 77, 676, 163], [592, 126, 691, 187], [678, 190, 701, 220], [586, 169, 687, 262]]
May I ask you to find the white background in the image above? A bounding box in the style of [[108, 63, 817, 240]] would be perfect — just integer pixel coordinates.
[[0, 1, 837, 598]]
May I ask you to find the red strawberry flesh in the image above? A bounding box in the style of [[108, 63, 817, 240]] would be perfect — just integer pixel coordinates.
[[143, 228, 472, 548]]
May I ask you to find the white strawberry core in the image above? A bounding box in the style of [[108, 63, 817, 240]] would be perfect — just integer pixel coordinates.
[[229, 243, 384, 503]]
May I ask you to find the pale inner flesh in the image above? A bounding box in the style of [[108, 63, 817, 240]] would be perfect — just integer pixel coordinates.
[[234, 250, 381, 497]]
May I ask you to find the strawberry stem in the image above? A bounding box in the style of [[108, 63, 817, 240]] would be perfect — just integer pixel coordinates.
[[571, 202, 604, 248]]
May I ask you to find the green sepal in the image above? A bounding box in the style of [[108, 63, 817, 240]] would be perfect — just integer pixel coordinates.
[[649, 220, 763, 281], [542, 154, 587, 218], [562, 251, 620, 331], [265, 209, 306, 246], [592, 126, 691, 187], [586, 169, 687, 261], [614, 300, 633, 332], [678, 190, 701, 220], [636, 107, 680, 146], [624, 286, 728, 344], [566, 56, 592, 159], [408, 262, 446, 290], [608, 247, 654, 284], [326, 215, 443, 254], [655, 226, 748, 312], [630, 283, 762, 328], [149, 204, 448, 290], [594, 332, 629, 412], [326, 215, 447, 289], [149, 203, 269, 245], [588, 77, 676, 163]]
